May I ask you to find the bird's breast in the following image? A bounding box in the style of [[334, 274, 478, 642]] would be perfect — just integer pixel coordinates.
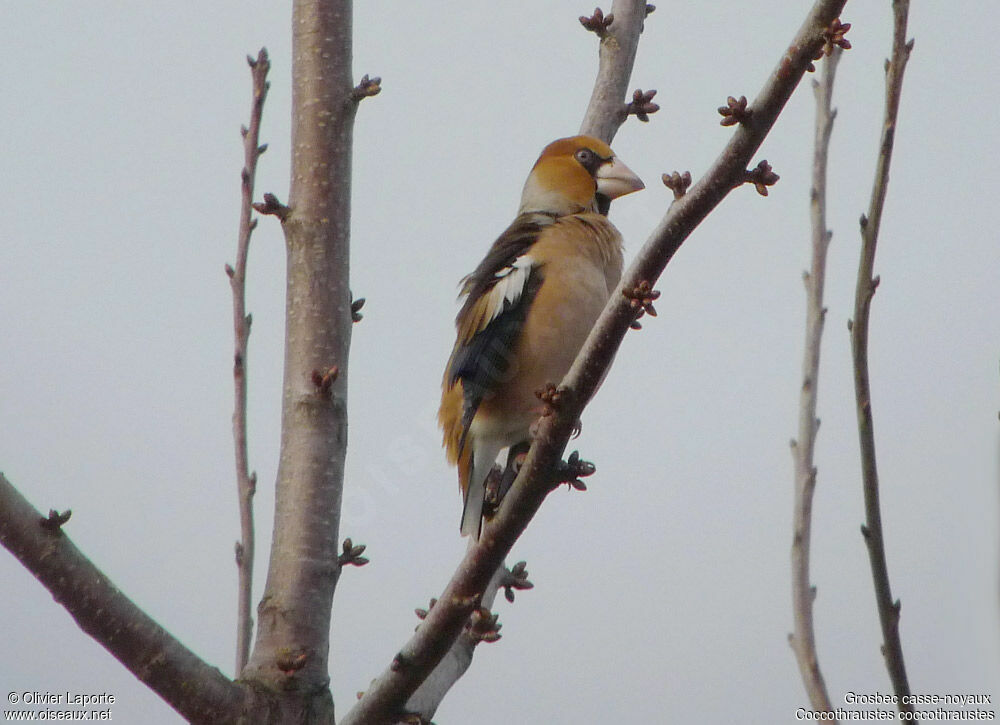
[[476, 214, 623, 428]]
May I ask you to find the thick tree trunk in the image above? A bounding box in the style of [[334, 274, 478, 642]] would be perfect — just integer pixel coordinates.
[[240, 0, 356, 720]]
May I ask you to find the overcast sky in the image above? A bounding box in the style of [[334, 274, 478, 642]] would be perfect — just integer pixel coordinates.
[[2, 2, 997, 723]]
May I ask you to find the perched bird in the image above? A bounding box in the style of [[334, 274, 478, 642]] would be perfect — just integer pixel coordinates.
[[439, 135, 644, 537]]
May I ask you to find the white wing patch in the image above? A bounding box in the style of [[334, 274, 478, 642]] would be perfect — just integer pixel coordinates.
[[486, 255, 534, 324]]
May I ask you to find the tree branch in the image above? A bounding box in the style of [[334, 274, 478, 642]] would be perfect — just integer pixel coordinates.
[[383, 3, 648, 717], [789, 46, 840, 713], [240, 1, 357, 715], [342, 2, 848, 723], [342, 3, 652, 721], [229, 45, 270, 679], [0, 473, 244, 722], [849, 0, 914, 707], [579, 0, 651, 142], [357, 5, 653, 720], [400, 563, 508, 721]]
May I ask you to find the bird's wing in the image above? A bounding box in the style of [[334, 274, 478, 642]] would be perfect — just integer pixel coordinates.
[[443, 213, 555, 455]]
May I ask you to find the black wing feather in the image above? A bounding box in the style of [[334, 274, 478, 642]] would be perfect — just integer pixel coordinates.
[[454, 212, 554, 323], [447, 213, 555, 441], [453, 271, 543, 432]]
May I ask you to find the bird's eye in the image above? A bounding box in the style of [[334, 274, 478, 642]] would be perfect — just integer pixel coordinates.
[[574, 148, 596, 166]]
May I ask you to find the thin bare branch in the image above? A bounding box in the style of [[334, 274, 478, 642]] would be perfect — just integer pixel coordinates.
[[849, 0, 914, 707], [0, 473, 244, 721], [789, 46, 840, 714], [579, 0, 651, 143], [342, 2, 848, 722], [230, 45, 270, 679]]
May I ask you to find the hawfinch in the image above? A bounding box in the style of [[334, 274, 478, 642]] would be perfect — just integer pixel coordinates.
[[439, 135, 644, 537]]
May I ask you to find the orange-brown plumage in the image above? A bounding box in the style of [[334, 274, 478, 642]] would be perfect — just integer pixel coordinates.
[[439, 135, 643, 536]]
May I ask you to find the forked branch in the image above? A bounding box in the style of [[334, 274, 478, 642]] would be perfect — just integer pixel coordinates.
[[400, 563, 509, 720], [375, 3, 653, 720], [239, 3, 357, 712], [579, 0, 653, 142], [0, 474, 243, 721], [342, 1, 848, 722]]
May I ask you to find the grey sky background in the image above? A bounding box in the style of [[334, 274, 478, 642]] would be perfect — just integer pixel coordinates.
[[2, 2, 997, 723]]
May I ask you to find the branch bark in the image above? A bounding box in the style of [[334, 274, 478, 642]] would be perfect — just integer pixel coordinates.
[[849, 0, 914, 707], [342, 2, 848, 723], [2, 3, 364, 719], [579, 0, 649, 143], [789, 46, 840, 714], [229, 46, 270, 678], [401, 563, 507, 721], [392, 4, 651, 718], [0, 473, 245, 722], [240, 1, 357, 717]]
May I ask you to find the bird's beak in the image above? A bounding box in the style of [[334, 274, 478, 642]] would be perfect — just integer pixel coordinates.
[[595, 157, 645, 199]]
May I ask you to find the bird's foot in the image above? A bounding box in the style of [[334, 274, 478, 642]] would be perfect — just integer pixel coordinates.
[[483, 441, 532, 520], [528, 414, 581, 439], [482, 463, 505, 518], [501, 442, 530, 498]]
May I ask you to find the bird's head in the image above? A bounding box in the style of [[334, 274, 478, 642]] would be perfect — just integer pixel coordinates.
[[518, 135, 644, 216]]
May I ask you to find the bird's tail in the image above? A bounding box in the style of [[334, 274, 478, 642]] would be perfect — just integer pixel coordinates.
[[440, 381, 501, 537]]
